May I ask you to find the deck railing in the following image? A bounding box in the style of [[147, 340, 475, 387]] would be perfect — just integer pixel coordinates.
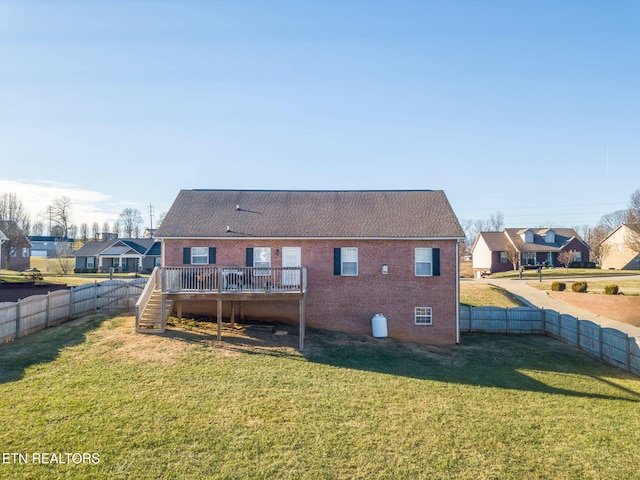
[[135, 266, 161, 330], [160, 266, 307, 294]]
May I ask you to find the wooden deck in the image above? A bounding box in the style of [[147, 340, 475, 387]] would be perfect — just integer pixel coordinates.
[[136, 266, 308, 349]]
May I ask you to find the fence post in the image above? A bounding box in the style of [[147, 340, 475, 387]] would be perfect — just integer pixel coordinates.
[[598, 327, 603, 361], [68, 287, 73, 320], [46, 292, 51, 328], [576, 317, 581, 349], [15, 299, 21, 339], [93, 281, 98, 312], [627, 336, 632, 372], [505, 307, 509, 334]]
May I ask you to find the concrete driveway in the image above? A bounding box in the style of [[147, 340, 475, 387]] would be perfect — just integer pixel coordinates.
[[472, 275, 640, 339]]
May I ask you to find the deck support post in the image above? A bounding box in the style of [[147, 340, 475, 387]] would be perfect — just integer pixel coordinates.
[[217, 299, 222, 341], [299, 296, 306, 351], [230, 301, 235, 328], [177, 301, 183, 321]]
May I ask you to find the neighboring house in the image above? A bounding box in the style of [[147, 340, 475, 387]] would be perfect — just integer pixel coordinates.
[[29, 236, 75, 258], [0, 220, 31, 271], [600, 224, 640, 270], [74, 238, 161, 273], [150, 189, 466, 345], [471, 227, 591, 277]]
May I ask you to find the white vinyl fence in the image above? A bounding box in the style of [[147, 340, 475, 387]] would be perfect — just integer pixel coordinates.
[[0, 279, 147, 344], [460, 305, 640, 376]]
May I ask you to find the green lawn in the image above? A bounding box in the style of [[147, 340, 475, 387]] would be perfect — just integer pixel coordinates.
[[1, 315, 639, 479], [460, 281, 525, 307], [489, 267, 640, 280]]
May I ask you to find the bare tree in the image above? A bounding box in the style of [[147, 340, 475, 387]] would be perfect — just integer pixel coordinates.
[[80, 223, 89, 243], [488, 212, 504, 231], [54, 243, 73, 275], [156, 211, 166, 227], [624, 189, 640, 250], [503, 241, 520, 271], [32, 221, 44, 236], [119, 208, 144, 238], [584, 225, 612, 265], [598, 209, 628, 233], [461, 212, 506, 255], [91, 222, 100, 241], [557, 250, 575, 272], [46, 196, 72, 238], [0, 193, 32, 268], [0, 193, 31, 234]]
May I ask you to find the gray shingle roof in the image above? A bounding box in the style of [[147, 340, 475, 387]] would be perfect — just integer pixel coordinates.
[[155, 190, 465, 239], [476, 228, 588, 254], [74, 238, 160, 256]]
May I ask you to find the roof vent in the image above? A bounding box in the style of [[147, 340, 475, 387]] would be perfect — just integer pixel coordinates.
[[226, 225, 231, 233], [236, 204, 240, 210]]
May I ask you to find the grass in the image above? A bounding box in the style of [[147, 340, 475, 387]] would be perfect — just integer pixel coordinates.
[[460, 281, 525, 307], [1, 257, 147, 287], [1, 315, 640, 479], [489, 267, 640, 280]]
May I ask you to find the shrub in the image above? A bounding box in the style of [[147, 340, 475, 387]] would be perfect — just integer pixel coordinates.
[[604, 284, 619, 295], [551, 282, 566, 291], [571, 281, 588, 293]]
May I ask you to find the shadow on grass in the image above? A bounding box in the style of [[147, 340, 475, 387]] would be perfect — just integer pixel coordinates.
[[164, 319, 304, 359], [304, 331, 640, 402], [154, 319, 640, 402], [0, 314, 108, 384]]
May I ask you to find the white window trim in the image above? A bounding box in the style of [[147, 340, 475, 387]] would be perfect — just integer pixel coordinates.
[[415, 248, 433, 276], [254, 247, 271, 276], [341, 247, 358, 276], [191, 246, 209, 264], [415, 307, 433, 325]]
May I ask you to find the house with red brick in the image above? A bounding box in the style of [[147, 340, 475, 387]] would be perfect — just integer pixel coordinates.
[[0, 220, 31, 271], [471, 227, 591, 277], [139, 190, 465, 347]]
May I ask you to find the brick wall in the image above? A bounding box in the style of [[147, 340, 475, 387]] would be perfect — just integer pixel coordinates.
[[163, 238, 459, 344]]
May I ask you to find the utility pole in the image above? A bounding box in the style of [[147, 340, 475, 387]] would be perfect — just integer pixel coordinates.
[[148, 204, 155, 230]]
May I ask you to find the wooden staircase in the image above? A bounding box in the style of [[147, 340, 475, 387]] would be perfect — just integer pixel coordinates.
[[136, 288, 172, 333]]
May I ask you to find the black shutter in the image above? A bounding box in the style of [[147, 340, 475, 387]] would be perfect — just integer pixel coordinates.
[[433, 248, 440, 276], [209, 247, 216, 264], [183, 247, 191, 265], [246, 248, 254, 267], [333, 248, 341, 276]]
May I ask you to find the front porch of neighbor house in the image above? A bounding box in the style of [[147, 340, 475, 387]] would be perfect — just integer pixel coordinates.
[[136, 266, 308, 349]]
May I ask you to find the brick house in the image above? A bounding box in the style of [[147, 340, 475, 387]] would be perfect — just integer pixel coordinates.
[[471, 227, 591, 277], [0, 220, 31, 271], [142, 190, 465, 346]]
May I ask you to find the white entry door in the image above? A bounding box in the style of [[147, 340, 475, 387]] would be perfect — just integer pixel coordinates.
[[282, 247, 301, 287]]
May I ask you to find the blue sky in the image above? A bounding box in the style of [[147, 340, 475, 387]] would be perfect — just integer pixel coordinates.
[[1, 1, 638, 231]]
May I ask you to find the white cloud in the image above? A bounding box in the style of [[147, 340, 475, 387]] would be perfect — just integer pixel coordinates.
[[0, 178, 121, 228]]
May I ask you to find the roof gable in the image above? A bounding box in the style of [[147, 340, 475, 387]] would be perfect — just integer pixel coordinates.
[[74, 238, 159, 256], [156, 190, 465, 239]]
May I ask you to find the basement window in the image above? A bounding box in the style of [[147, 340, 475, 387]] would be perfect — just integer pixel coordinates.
[[415, 307, 433, 325]]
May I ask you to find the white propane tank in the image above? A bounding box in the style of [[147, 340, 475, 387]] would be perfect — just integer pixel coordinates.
[[371, 313, 388, 338]]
